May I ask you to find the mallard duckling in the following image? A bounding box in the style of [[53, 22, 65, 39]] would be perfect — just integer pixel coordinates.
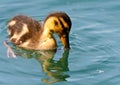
[[7, 12, 72, 50]]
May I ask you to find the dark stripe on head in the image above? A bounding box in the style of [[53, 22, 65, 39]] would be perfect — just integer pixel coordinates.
[[45, 12, 72, 30], [58, 18, 67, 34]]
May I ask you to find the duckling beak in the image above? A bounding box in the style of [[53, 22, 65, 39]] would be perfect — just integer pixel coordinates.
[[60, 34, 70, 49]]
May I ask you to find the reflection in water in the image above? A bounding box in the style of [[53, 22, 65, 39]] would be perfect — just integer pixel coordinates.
[[14, 47, 70, 84]]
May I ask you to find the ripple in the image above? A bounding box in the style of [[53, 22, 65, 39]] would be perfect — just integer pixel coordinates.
[[96, 74, 120, 85], [0, 0, 120, 85]]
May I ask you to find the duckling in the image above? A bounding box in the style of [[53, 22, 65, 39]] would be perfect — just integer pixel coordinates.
[[7, 12, 72, 50]]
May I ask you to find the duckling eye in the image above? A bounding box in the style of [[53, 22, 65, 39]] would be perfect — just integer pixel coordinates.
[[54, 20, 58, 25]]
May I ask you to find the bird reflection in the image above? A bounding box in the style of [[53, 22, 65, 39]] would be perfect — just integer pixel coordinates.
[[13, 46, 70, 84]]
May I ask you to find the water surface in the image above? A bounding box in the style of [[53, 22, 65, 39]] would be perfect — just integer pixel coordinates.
[[0, 0, 120, 85]]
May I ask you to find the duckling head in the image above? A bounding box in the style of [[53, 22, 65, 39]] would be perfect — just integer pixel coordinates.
[[44, 12, 72, 49]]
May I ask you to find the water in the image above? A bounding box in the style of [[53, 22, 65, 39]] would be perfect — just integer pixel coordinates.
[[0, 0, 120, 85]]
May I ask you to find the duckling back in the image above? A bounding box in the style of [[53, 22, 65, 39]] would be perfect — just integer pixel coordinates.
[[7, 15, 43, 49]]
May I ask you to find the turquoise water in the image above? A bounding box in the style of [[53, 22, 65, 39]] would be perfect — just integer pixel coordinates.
[[0, 0, 120, 85]]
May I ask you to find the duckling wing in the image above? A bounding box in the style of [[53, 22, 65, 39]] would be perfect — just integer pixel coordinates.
[[8, 15, 43, 45], [8, 15, 42, 34]]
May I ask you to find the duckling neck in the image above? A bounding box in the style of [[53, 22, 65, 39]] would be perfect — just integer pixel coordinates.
[[38, 28, 57, 50], [41, 28, 53, 40]]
